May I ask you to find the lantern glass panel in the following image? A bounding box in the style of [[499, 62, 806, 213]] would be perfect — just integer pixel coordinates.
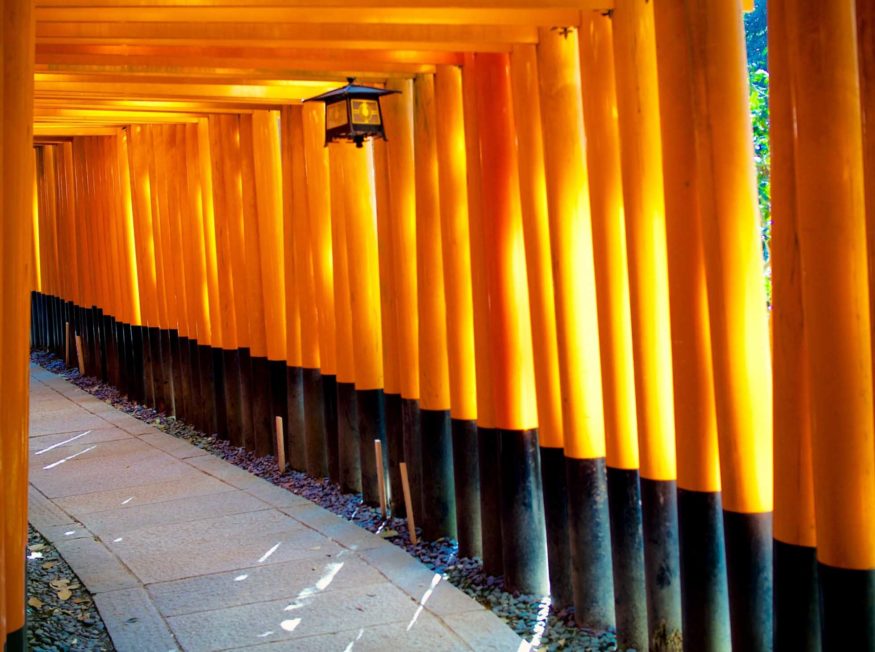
[[351, 99, 381, 126], [326, 101, 348, 130]]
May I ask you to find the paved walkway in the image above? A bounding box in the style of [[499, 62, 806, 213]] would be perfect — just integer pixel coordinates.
[[27, 365, 524, 652]]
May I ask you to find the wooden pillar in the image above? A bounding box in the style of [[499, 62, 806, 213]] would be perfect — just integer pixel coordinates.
[[329, 144, 357, 487], [213, 115, 254, 450], [251, 110, 290, 460], [374, 138, 405, 514], [508, 44, 570, 608], [1, 0, 34, 645], [302, 103, 337, 481], [578, 13, 648, 649], [650, 3, 732, 649], [382, 79, 423, 517], [612, 0, 682, 643], [475, 52, 548, 596], [435, 64, 481, 557], [683, 2, 775, 649], [537, 27, 617, 628], [767, 0, 820, 648], [339, 141, 388, 508], [413, 73, 456, 539], [461, 54, 502, 576], [785, 0, 875, 647], [283, 106, 324, 475]]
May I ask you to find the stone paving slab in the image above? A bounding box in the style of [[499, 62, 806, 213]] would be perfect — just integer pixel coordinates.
[[93, 588, 179, 652], [27, 365, 524, 652], [147, 553, 385, 617], [233, 613, 469, 652], [29, 426, 133, 451], [55, 475, 235, 518]]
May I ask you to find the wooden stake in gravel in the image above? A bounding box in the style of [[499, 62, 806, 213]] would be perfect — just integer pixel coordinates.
[[65, 322, 71, 367], [375, 439, 387, 518], [400, 462, 417, 544], [74, 335, 85, 376], [275, 416, 286, 473]]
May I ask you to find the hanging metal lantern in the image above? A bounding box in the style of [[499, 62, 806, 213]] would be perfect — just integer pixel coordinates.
[[304, 77, 399, 147]]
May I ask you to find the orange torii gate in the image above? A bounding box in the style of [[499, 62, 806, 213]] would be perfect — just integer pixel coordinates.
[[4, 1, 875, 650]]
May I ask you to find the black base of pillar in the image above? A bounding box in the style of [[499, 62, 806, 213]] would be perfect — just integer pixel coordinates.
[[567, 456, 615, 630], [322, 374, 339, 480], [237, 348, 255, 451], [420, 408, 456, 539], [178, 334, 195, 420], [142, 326, 156, 407], [5, 626, 25, 652], [818, 562, 874, 650], [285, 365, 304, 466], [222, 349, 244, 447], [541, 446, 573, 609], [131, 325, 145, 404], [187, 339, 204, 430], [337, 381, 359, 492], [607, 467, 647, 650], [302, 368, 326, 475], [210, 347, 227, 439], [169, 330, 185, 418], [199, 344, 218, 435], [267, 360, 290, 444], [452, 418, 481, 558], [270, 361, 289, 455], [249, 356, 273, 457], [641, 478, 682, 649], [386, 393, 405, 517], [357, 388, 387, 507], [499, 428, 548, 595], [401, 398, 422, 517], [678, 489, 731, 652], [773, 539, 820, 651], [159, 329, 174, 414], [478, 426, 503, 576], [723, 510, 773, 652]]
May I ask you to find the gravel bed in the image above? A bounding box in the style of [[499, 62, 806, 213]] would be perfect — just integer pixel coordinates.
[[31, 349, 617, 651], [25, 526, 115, 652]]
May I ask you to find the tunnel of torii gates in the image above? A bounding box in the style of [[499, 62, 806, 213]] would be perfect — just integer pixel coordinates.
[[1, 0, 874, 649]]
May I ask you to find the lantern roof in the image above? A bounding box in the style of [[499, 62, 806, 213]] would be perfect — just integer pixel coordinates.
[[304, 78, 399, 104]]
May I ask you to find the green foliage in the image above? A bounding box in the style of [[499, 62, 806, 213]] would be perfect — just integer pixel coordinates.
[[745, 0, 771, 297]]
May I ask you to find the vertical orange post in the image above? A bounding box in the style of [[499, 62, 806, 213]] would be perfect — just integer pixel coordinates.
[[329, 144, 356, 486], [413, 73, 456, 539], [207, 116, 247, 447], [650, 3, 732, 649], [509, 42, 571, 608], [1, 0, 34, 646], [283, 105, 322, 474], [382, 79, 423, 512], [785, 0, 875, 647], [435, 64, 481, 557], [239, 114, 274, 457], [373, 138, 404, 513], [339, 141, 387, 508], [859, 0, 875, 408], [127, 125, 160, 408], [251, 110, 290, 459], [303, 102, 337, 481], [613, 0, 682, 642], [578, 13, 648, 648], [768, 0, 819, 648], [684, 2, 775, 648], [537, 27, 618, 628], [475, 52, 547, 596], [461, 54, 502, 575]]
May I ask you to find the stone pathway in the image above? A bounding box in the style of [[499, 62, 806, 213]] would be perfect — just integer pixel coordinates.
[[27, 364, 525, 652]]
